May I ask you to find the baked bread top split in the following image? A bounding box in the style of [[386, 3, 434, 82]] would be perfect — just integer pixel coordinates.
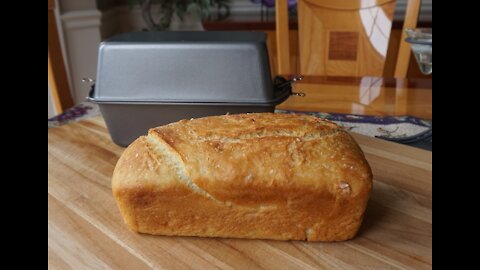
[[113, 113, 372, 209]]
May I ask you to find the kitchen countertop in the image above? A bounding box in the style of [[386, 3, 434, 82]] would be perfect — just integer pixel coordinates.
[[48, 115, 432, 269]]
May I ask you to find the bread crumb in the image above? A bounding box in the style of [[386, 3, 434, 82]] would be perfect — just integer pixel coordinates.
[[338, 181, 351, 194]]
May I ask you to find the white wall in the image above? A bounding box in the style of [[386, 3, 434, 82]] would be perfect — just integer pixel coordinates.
[[61, 10, 101, 103], [55, 0, 101, 105], [59, 0, 96, 13]]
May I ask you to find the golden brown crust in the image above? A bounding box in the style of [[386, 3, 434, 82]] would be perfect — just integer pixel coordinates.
[[112, 113, 372, 241]]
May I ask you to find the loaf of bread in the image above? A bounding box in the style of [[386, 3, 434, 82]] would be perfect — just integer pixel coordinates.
[[112, 113, 372, 241]]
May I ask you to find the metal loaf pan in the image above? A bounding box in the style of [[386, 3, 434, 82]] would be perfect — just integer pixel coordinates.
[[88, 31, 291, 146]]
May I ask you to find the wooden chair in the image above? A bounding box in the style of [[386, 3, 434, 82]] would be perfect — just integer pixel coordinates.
[[275, 0, 421, 77]]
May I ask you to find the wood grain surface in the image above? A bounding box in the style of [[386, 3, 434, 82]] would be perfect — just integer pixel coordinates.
[[296, 0, 397, 76], [48, 116, 432, 269], [277, 76, 432, 120]]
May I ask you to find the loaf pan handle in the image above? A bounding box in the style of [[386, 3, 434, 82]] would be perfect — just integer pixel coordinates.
[[272, 75, 305, 105], [82, 78, 96, 102], [86, 84, 96, 102]]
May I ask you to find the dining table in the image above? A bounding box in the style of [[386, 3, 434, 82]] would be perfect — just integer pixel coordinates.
[[48, 76, 432, 269], [278, 75, 432, 120]]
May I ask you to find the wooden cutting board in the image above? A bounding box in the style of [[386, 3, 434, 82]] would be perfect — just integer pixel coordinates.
[[48, 116, 432, 269]]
